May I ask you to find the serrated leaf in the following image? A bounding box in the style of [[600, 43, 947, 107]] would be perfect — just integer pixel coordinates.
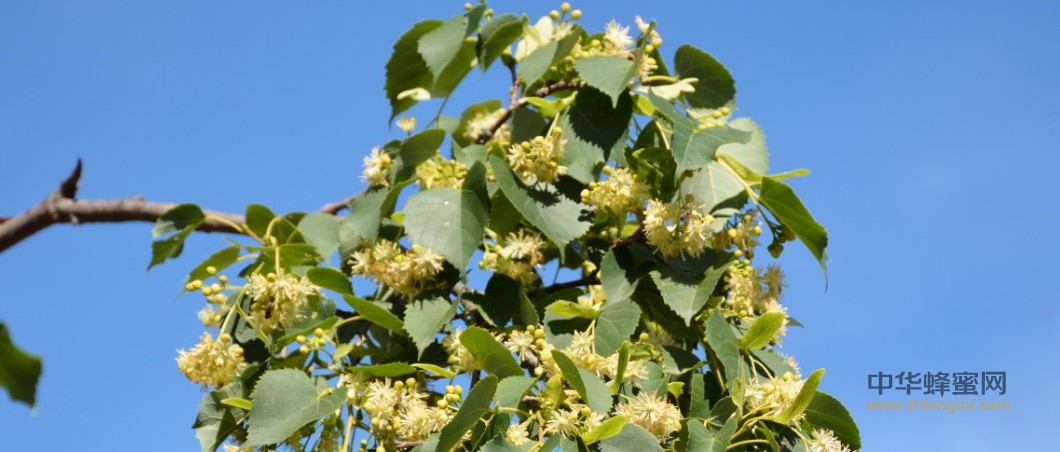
[[245, 369, 347, 445], [193, 375, 252, 452], [479, 274, 523, 327], [386, 20, 442, 120], [582, 415, 628, 445], [803, 391, 861, 450], [679, 161, 747, 215], [489, 156, 590, 259], [460, 327, 522, 378], [763, 368, 824, 425], [437, 375, 498, 452], [517, 41, 558, 86], [478, 14, 524, 71], [297, 213, 340, 259], [152, 203, 206, 238], [0, 323, 41, 407], [688, 373, 710, 419], [760, 177, 829, 274], [600, 247, 648, 304], [705, 310, 742, 391], [558, 86, 633, 182], [339, 189, 388, 256], [551, 351, 612, 414], [598, 423, 663, 452], [674, 45, 735, 109], [717, 117, 768, 176], [391, 129, 446, 185], [403, 295, 457, 355], [419, 13, 470, 84], [495, 375, 536, 409], [342, 295, 404, 335], [650, 260, 729, 325], [307, 267, 353, 295], [353, 362, 417, 377], [575, 56, 635, 106], [405, 163, 488, 272], [674, 126, 750, 177], [186, 246, 241, 285], [594, 298, 640, 356], [739, 312, 786, 351]]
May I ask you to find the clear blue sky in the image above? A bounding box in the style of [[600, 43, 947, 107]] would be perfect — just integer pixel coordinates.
[[2, 1, 1057, 450]]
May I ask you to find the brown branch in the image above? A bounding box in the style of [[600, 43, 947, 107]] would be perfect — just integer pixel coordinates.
[[476, 79, 583, 144], [0, 159, 357, 254], [320, 194, 358, 215]]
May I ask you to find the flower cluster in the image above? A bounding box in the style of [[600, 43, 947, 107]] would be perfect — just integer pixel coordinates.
[[360, 147, 392, 188], [479, 229, 547, 286], [349, 240, 447, 299], [582, 166, 649, 217], [713, 211, 763, 258], [245, 269, 316, 334], [807, 428, 855, 452], [643, 198, 715, 258], [724, 262, 789, 342], [614, 391, 683, 438], [507, 127, 568, 185], [176, 333, 245, 389], [744, 372, 806, 422], [462, 108, 510, 144], [415, 153, 468, 189], [358, 378, 457, 443]]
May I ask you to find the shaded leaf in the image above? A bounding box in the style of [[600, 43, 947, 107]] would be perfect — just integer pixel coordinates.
[[342, 295, 405, 335], [575, 56, 635, 106], [0, 323, 41, 407], [437, 375, 498, 452], [495, 375, 536, 409], [245, 369, 347, 445], [650, 260, 729, 325], [386, 20, 442, 120], [186, 246, 241, 285], [353, 362, 418, 377], [390, 129, 446, 185], [673, 45, 735, 109], [307, 267, 353, 296], [598, 423, 663, 452], [594, 298, 640, 356], [297, 213, 341, 259], [405, 163, 489, 271], [803, 391, 861, 450], [478, 14, 524, 71], [705, 310, 742, 391], [460, 327, 522, 378], [403, 295, 456, 355], [760, 177, 829, 273]]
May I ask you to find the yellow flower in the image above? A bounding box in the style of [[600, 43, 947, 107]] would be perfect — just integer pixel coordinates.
[[176, 333, 245, 389]]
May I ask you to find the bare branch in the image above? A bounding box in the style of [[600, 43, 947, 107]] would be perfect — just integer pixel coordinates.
[[320, 194, 358, 215]]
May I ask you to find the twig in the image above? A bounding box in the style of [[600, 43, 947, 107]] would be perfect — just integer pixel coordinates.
[[476, 78, 583, 144], [320, 194, 358, 215]]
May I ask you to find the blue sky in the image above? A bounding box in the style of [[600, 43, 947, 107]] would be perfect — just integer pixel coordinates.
[[2, 1, 1058, 450]]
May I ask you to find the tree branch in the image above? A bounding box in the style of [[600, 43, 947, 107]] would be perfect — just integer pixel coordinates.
[[0, 159, 356, 254], [476, 80, 583, 144]]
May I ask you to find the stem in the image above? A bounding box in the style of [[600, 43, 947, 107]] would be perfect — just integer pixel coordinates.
[[726, 439, 771, 450]]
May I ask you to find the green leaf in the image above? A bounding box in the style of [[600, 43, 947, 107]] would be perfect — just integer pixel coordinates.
[[152, 203, 206, 238], [600, 247, 648, 303], [548, 300, 599, 320], [185, 246, 241, 284], [750, 349, 798, 378], [419, 12, 470, 84], [220, 397, 253, 410], [495, 375, 536, 409], [517, 41, 558, 86], [297, 213, 340, 259], [403, 294, 457, 355], [244, 204, 275, 238], [705, 310, 743, 391], [679, 162, 747, 215], [682, 420, 723, 452], [673, 126, 750, 177], [386, 20, 442, 120], [193, 375, 252, 452], [688, 373, 710, 419], [575, 56, 635, 106], [307, 267, 353, 295], [558, 86, 633, 182], [460, 326, 522, 378], [437, 375, 498, 452], [611, 342, 629, 394], [412, 363, 457, 380], [339, 189, 387, 256], [550, 350, 612, 414], [489, 156, 591, 258], [478, 14, 524, 71], [480, 274, 523, 327], [599, 423, 663, 452], [739, 312, 786, 351], [510, 106, 546, 143], [480, 436, 523, 452], [342, 295, 404, 335], [582, 415, 628, 445], [764, 368, 825, 425], [760, 177, 829, 273], [650, 260, 729, 325], [353, 362, 418, 377], [391, 129, 446, 185], [245, 369, 347, 445], [594, 298, 640, 356], [405, 163, 489, 272], [673, 45, 735, 109], [717, 117, 768, 176], [0, 323, 41, 407], [803, 391, 861, 450]]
